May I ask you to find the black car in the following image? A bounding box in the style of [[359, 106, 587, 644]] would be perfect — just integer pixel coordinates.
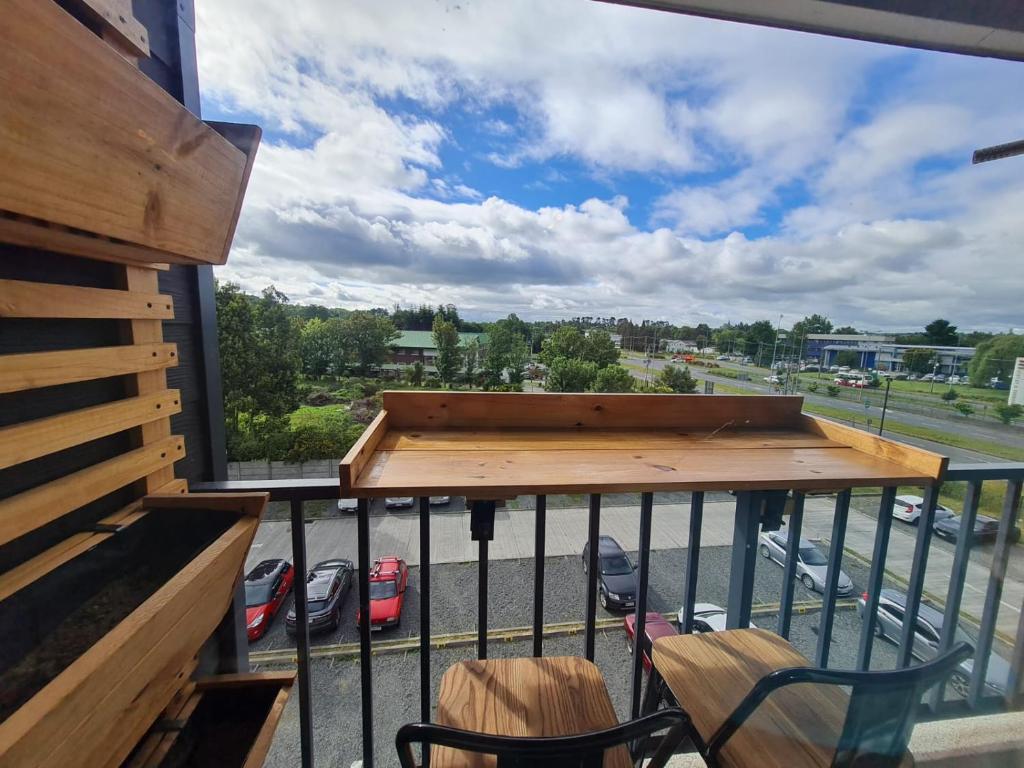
[[285, 559, 354, 635], [582, 535, 637, 610], [933, 513, 1021, 544]]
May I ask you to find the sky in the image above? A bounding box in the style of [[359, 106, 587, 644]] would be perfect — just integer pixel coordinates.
[[196, 0, 1024, 332]]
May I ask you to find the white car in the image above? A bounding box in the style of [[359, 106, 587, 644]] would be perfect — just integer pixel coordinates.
[[430, 496, 451, 506], [385, 497, 415, 509], [337, 498, 359, 513], [891, 495, 956, 525], [676, 602, 757, 633]]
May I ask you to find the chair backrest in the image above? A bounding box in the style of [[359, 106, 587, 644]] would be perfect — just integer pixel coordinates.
[[396, 707, 689, 768], [707, 642, 973, 768]]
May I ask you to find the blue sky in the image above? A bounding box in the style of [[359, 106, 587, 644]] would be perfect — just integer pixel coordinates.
[[197, 1, 1024, 331]]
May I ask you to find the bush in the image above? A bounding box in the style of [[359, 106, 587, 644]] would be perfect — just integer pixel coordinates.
[[806, 382, 819, 393], [994, 403, 1024, 425], [955, 402, 976, 418], [941, 389, 959, 402], [635, 382, 673, 393], [545, 357, 599, 392], [658, 365, 698, 393], [826, 385, 840, 397], [485, 383, 524, 392], [593, 365, 635, 392]]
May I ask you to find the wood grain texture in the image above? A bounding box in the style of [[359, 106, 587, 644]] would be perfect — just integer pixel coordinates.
[[382, 391, 804, 430], [0, 278, 173, 319], [63, 0, 150, 58], [0, 436, 184, 546], [143, 492, 269, 518], [0, 215, 173, 269], [0, 342, 178, 393], [653, 629, 853, 768], [0, 390, 181, 470], [0, 0, 255, 265], [434, 656, 630, 768], [339, 409, 389, 495]]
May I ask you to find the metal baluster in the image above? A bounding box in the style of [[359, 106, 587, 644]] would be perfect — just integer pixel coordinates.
[[816, 490, 851, 667], [584, 494, 601, 661], [777, 492, 805, 639], [533, 495, 547, 658], [629, 492, 654, 719], [929, 482, 980, 707], [857, 486, 897, 671], [419, 497, 431, 734], [357, 498, 373, 768], [478, 536, 488, 660], [289, 498, 314, 768], [969, 479, 1023, 706], [1006, 589, 1024, 710], [727, 492, 761, 629], [898, 485, 940, 669], [680, 492, 703, 634]]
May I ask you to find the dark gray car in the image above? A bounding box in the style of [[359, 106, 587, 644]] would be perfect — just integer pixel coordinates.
[[285, 558, 354, 635], [582, 535, 637, 610]]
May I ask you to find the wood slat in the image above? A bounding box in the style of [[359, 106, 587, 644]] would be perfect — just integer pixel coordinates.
[[0, 390, 181, 470], [338, 409, 388, 499], [243, 685, 292, 768], [0, 0, 258, 265], [0, 342, 177, 393], [0, 215, 171, 270], [0, 278, 173, 319], [0, 435, 184, 546], [63, 0, 150, 58], [143, 492, 269, 519]]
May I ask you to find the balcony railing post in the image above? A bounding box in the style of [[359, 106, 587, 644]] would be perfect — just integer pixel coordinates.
[[680, 491, 704, 634], [857, 486, 897, 671], [470, 500, 496, 661], [419, 497, 431, 733], [533, 495, 547, 658], [898, 484, 940, 669], [584, 494, 601, 661], [776, 492, 805, 640], [727, 491, 761, 629], [290, 497, 314, 768], [629, 492, 654, 720], [357, 497, 374, 768], [816, 489, 851, 667]]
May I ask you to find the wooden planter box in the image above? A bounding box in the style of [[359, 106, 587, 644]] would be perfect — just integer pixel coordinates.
[[126, 672, 295, 768], [340, 392, 946, 497], [0, 494, 266, 768], [0, 0, 260, 267]]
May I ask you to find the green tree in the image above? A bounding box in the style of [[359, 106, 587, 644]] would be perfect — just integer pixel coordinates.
[[482, 316, 531, 388], [969, 334, 1024, 387], [251, 287, 302, 413], [539, 326, 587, 366], [941, 389, 959, 402], [745, 320, 776, 361], [299, 317, 345, 378], [834, 350, 860, 368], [505, 336, 531, 386], [593, 365, 635, 392], [791, 314, 833, 340], [585, 330, 620, 369], [658, 365, 698, 393], [902, 348, 937, 375], [955, 402, 976, 418], [544, 357, 598, 392], [462, 338, 480, 384], [340, 311, 400, 374], [924, 318, 958, 346], [406, 361, 425, 387], [994, 404, 1024, 425], [833, 326, 859, 335], [432, 314, 463, 387]]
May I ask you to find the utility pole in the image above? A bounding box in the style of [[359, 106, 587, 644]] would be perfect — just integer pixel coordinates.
[[878, 379, 891, 435]]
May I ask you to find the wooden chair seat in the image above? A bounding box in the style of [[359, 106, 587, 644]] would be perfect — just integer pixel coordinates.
[[432, 656, 632, 768], [652, 629, 914, 768]]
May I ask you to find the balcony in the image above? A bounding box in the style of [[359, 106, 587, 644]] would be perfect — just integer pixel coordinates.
[[199, 392, 1024, 767]]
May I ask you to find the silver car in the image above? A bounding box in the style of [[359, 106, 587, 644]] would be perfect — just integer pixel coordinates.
[[858, 589, 1010, 697], [676, 602, 757, 633], [759, 529, 854, 596]]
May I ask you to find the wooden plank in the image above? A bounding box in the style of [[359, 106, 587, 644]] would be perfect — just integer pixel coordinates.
[[0, 278, 173, 319], [0, 0, 257, 265], [0, 343, 177, 393], [801, 414, 947, 481], [0, 215, 174, 269], [62, 0, 150, 58], [0, 435, 184, 546], [339, 410, 388, 496], [242, 685, 292, 768], [143, 492, 269, 519], [352, 445, 934, 497], [152, 478, 188, 495], [0, 390, 181, 470], [433, 656, 630, 768], [206, 122, 264, 265], [377, 428, 838, 452], [381, 391, 804, 430], [194, 671, 296, 690]]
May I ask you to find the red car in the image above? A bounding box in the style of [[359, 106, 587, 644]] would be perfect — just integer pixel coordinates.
[[624, 612, 678, 672], [244, 559, 295, 641], [357, 556, 408, 630]]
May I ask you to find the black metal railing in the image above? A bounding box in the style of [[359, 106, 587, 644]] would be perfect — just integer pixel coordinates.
[[196, 461, 1024, 768]]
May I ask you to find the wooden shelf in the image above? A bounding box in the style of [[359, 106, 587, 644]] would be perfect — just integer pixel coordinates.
[[339, 392, 947, 498]]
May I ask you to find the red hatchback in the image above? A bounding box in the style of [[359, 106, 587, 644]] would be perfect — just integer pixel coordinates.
[[357, 556, 408, 630], [623, 612, 678, 672], [244, 559, 295, 641]]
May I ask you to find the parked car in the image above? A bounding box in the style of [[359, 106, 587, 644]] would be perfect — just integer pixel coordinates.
[[357, 556, 408, 630], [244, 559, 295, 641], [892, 495, 956, 525], [908, 374, 919, 381], [624, 611, 678, 672], [947, 375, 962, 385], [800, 364, 820, 372], [742, 357, 752, 364], [430, 496, 451, 506], [829, 365, 840, 373], [337, 498, 359, 513], [582, 535, 637, 610], [765, 375, 781, 384], [921, 373, 935, 382], [934, 374, 946, 383], [716, 355, 730, 361], [858, 589, 1010, 697], [675, 602, 758, 633], [758, 529, 854, 595], [285, 559, 354, 636], [933, 513, 1020, 544], [385, 497, 415, 509]]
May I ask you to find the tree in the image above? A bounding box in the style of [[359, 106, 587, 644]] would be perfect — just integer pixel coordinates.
[[406, 361, 425, 387], [791, 314, 833, 341], [745, 320, 776, 361], [924, 319, 958, 346], [902, 348, 937, 375], [505, 336, 531, 386], [659, 365, 697, 393], [834, 350, 860, 368], [340, 311, 400, 374], [483, 315, 532, 387], [585, 330, 620, 369], [833, 326, 859, 335], [462, 338, 480, 384], [299, 317, 344, 378], [994, 404, 1024, 425], [593, 365, 635, 392], [941, 389, 959, 402], [955, 402, 975, 418], [544, 357, 598, 392], [432, 314, 463, 387], [539, 326, 587, 366], [969, 334, 1024, 387]]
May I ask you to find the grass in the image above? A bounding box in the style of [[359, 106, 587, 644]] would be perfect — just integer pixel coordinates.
[[289, 404, 353, 430]]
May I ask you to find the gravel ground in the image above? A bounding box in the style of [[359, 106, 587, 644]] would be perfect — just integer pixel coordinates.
[[253, 540, 920, 768]]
